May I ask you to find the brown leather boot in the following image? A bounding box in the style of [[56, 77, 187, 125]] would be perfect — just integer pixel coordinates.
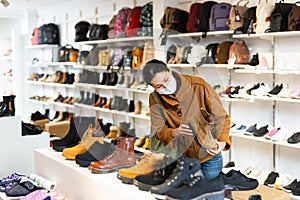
[[93, 96, 102, 107], [59, 72, 68, 84], [89, 137, 136, 173], [102, 97, 112, 109]]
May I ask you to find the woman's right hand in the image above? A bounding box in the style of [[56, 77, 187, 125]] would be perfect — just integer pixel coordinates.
[[172, 124, 193, 138]]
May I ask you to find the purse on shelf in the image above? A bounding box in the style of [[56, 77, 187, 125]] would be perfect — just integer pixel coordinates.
[[58, 44, 78, 62]]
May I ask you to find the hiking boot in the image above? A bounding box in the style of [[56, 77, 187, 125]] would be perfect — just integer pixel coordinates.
[[150, 156, 201, 200], [89, 137, 136, 174], [117, 152, 165, 184], [133, 155, 177, 191], [221, 169, 259, 191], [264, 171, 279, 187], [106, 126, 119, 139], [62, 124, 104, 160], [166, 175, 225, 200], [75, 140, 115, 167]]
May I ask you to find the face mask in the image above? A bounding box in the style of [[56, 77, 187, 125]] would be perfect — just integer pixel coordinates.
[[157, 74, 177, 95]]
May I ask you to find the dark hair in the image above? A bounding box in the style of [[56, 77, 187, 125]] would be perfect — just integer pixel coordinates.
[[142, 59, 170, 84]]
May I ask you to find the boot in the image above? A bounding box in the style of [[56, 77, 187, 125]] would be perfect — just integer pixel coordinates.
[[0, 95, 15, 117], [100, 72, 109, 85], [59, 72, 68, 84], [67, 73, 75, 84], [102, 97, 112, 109], [127, 128, 136, 138], [62, 112, 69, 121], [117, 152, 165, 184], [121, 74, 130, 88], [44, 109, 50, 119], [77, 91, 85, 104], [99, 97, 107, 107], [82, 91, 91, 105], [110, 96, 122, 110], [134, 100, 142, 114], [62, 124, 104, 160], [52, 111, 63, 122], [128, 100, 135, 112], [89, 137, 136, 174], [118, 98, 129, 111], [118, 122, 130, 137], [93, 96, 103, 107], [106, 125, 119, 139]]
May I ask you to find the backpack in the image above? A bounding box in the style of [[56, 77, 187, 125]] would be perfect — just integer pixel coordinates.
[[288, 4, 300, 31], [198, 1, 217, 32], [31, 28, 39, 45], [209, 3, 232, 31], [142, 41, 154, 66], [132, 47, 144, 69], [138, 2, 153, 36], [228, 39, 250, 64], [270, 2, 293, 32], [115, 7, 131, 38], [169, 10, 189, 34], [160, 7, 178, 34], [74, 21, 90, 42], [123, 48, 133, 68], [186, 3, 202, 33], [86, 46, 101, 66], [125, 6, 142, 37], [205, 43, 219, 63], [38, 23, 60, 45], [229, 0, 249, 31], [167, 45, 191, 64], [89, 24, 109, 40], [242, 6, 257, 34], [215, 41, 233, 64], [255, 2, 275, 33], [166, 44, 177, 63], [108, 15, 117, 39]]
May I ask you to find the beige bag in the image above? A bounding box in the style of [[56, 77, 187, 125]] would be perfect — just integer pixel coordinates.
[[255, 0, 275, 33], [142, 41, 154, 66], [229, 0, 249, 30], [98, 49, 113, 66]]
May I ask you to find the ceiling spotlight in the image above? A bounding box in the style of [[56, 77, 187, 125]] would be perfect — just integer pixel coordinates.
[[0, 0, 9, 7]]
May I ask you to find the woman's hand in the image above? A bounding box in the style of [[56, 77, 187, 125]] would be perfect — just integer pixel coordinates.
[[206, 140, 226, 156], [172, 124, 193, 138]]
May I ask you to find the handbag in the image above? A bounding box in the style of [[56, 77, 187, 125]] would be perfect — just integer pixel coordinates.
[[58, 44, 78, 62]]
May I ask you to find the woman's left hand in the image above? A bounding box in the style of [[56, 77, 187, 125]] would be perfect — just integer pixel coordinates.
[[206, 140, 226, 156]]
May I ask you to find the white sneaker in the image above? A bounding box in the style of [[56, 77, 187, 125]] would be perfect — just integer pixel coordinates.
[[232, 83, 255, 98], [274, 174, 292, 190], [277, 83, 291, 98], [251, 83, 270, 96], [271, 128, 294, 142]]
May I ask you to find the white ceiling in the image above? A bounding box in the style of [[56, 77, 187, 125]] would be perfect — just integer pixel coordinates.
[[1, 0, 69, 9]]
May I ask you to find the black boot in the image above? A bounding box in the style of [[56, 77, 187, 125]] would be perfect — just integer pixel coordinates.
[[119, 122, 130, 137], [249, 53, 259, 66], [77, 91, 85, 104], [83, 91, 91, 105], [0, 95, 16, 117]]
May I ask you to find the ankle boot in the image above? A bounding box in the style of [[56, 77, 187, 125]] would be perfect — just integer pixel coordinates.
[[106, 125, 120, 139], [93, 96, 103, 107], [118, 98, 129, 111], [67, 73, 75, 84], [76, 116, 97, 139], [249, 53, 259, 66], [52, 111, 64, 122], [0, 95, 16, 117], [62, 112, 70, 121], [116, 73, 125, 86], [60, 72, 68, 84], [99, 97, 107, 107], [100, 72, 109, 85], [110, 96, 122, 110], [128, 100, 135, 112], [127, 128, 136, 138], [121, 74, 130, 87], [83, 92, 91, 105], [118, 122, 130, 137], [44, 109, 50, 119], [87, 93, 97, 105], [89, 137, 136, 174], [77, 91, 85, 104], [134, 100, 142, 114], [102, 97, 113, 109]]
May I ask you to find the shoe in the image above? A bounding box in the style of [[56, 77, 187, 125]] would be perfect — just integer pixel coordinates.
[[271, 128, 293, 142], [251, 83, 270, 96], [264, 127, 281, 139], [102, 97, 112, 109], [0, 173, 25, 192], [264, 171, 279, 187], [134, 100, 142, 114], [106, 125, 119, 139], [221, 169, 259, 191], [117, 152, 165, 184], [243, 166, 262, 179], [283, 179, 300, 193], [31, 111, 48, 121], [253, 125, 269, 137], [0, 95, 16, 117], [231, 124, 247, 133], [287, 132, 300, 144], [22, 122, 43, 136], [246, 83, 261, 95], [150, 156, 201, 200], [133, 155, 177, 191], [274, 174, 292, 190], [223, 161, 235, 168], [75, 140, 115, 167], [89, 137, 136, 174], [292, 184, 300, 196], [277, 83, 291, 98], [232, 83, 255, 97], [165, 175, 225, 200], [267, 83, 283, 97], [135, 135, 147, 148], [141, 137, 150, 149], [249, 53, 259, 66], [244, 124, 257, 136], [290, 86, 300, 99], [62, 124, 104, 160], [5, 177, 41, 197]]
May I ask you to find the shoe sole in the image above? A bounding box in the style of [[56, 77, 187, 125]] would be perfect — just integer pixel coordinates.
[[88, 164, 134, 174], [166, 189, 224, 200], [133, 179, 154, 191], [117, 173, 134, 184], [224, 184, 257, 191], [75, 159, 93, 167]]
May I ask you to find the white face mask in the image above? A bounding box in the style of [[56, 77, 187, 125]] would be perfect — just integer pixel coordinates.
[[157, 74, 177, 95]]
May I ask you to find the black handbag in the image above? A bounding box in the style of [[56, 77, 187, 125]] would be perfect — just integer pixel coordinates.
[[58, 44, 78, 62], [88, 24, 109, 41]]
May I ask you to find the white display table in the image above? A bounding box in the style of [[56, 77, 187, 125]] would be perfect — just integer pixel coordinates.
[[34, 148, 155, 200]]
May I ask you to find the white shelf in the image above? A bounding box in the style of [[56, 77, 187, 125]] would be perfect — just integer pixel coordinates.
[[27, 80, 75, 88], [73, 64, 131, 70], [222, 95, 300, 103], [25, 44, 58, 49], [230, 132, 300, 150], [48, 100, 75, 108], [201, 64, 248, 69], [94, 107, 112, 113], [1, 55, 12, 61], [167, 30, 234, 38], [1, 75, 13, 81], [47, 62, 77, 66], [28, 99, 49, 105], [233, 31, 300, 40], [75, 36, 153, 45], [74, 103, 95, 110], [28, 64, 49, 68], [234, 69, 300, 75], [128, 113, 150, 120]]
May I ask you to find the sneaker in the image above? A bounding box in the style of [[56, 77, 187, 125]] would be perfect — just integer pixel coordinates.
[[283, 179, 299, 193], [264, 171, 279, 187], [292, 184, 300, 196], [277, 83, 291, 98], [271, 128, 294, 142], [221, 170, 259, 191], [287, 132, 300, 144], [133, 155, 177, 191], [231, 124, 247, 133], [246, 83, 261, 95], [231, 83, 255, 98], [267, 83, 283, 97], [244, 124, 257, 136], [150, 156, 201, 200], [274, 174, 292, 190], [0, 173, 25, 192], [253, 125, 269, 137], [251, 83, 270, 96], [264, 127, 281, 139], [223, 161, 235, 168], [165, 175, 225, 200], [290, 86, 300, 99]]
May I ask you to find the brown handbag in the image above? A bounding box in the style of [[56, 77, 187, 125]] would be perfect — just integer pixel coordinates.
[[215, 41, 234, 64], [228, 39, 250, 64], [288, 4, 300, 31], [132, 47, 144, 69], [229, 0, 249, 30]]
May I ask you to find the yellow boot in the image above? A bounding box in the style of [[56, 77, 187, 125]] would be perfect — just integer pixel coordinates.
[[134, 135, 146, 147], [106, 125, 119, 139], [62, 124, 104, 160], [141, 137, 150, 149]]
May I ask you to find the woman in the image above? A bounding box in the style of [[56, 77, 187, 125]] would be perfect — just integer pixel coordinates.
[[142, 59, 231, 180]]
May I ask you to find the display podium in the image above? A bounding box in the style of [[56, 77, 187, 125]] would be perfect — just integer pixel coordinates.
[[0, 116, 49, 177]]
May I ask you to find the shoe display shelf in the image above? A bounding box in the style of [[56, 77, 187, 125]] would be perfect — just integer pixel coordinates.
[[0, 116, 49, 178], [75, 36, 153, 46], [34, 148, 153, 200], [73, 64, 132, 71], [221, 95, 300, 104], [27, 80, 76, 88], [234, 69, 300, 75], [27, 98, 49, 106]]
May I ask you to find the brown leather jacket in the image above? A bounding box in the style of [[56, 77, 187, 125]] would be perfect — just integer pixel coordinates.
[[149, 71, 231, 163]]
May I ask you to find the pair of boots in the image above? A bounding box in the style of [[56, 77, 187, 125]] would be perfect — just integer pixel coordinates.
[[110, 96, 128, 111], [0, 95, 15, 117], [79, 69, 99, 84]]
